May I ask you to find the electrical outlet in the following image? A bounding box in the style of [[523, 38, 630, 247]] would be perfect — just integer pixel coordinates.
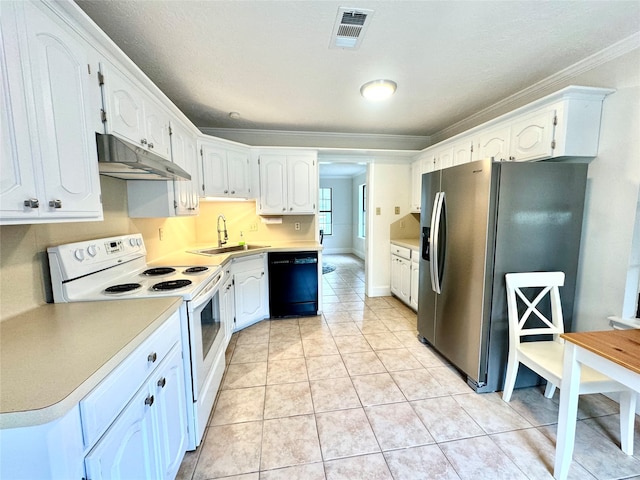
[[249, 222, 258, 232], [395, 206, 400, 214], [294, 222, 301, 231], [376, 207, 381, 215], [158, 227, 164, 241]]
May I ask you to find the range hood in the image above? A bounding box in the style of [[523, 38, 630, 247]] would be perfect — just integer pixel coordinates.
[[96, 133, 191, 181]]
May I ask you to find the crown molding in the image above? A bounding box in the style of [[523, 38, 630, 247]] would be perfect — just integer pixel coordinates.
[[198, 127, 430, 151], [432, 33, 640, 143]]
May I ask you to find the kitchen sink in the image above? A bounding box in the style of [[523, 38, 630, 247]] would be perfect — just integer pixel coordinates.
[[189, 244, 269, 256]]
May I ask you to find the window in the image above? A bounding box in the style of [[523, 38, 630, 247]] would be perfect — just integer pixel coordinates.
[[319, 187, 332, 235], [358, 184, 366, 238]]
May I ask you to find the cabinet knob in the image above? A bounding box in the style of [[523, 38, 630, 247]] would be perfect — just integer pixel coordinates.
[[157, 377, 166, 388], [24, 198, 39, 208], [148, 143, 154, 149], [141, 138, 147, 145], [230, 190, 235, 194], [148, 352, 157, 363], [509, 156, 516, 161], [289, 207, 293, 211], [224, 190, 228, 194], [144, 395, 154, 406], [49, 199, 62, 209], [282, 208, 286, 212]]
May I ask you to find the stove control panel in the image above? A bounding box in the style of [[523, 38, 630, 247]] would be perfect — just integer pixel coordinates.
[[48, 234, 147, 282]]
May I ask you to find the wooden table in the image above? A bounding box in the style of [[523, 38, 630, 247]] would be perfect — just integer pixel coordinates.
[[554, 329, 640, 479]]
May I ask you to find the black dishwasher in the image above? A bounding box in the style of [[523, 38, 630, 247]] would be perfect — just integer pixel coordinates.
[[268, 251, 318, 317]]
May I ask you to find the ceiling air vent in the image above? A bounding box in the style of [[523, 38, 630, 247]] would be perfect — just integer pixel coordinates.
[[329, 7, 374, 50]]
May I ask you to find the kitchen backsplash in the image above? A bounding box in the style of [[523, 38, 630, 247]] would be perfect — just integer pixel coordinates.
[[0, 176, 313, 320]]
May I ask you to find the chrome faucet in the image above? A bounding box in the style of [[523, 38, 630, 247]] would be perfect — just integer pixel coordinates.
[[217, 214, 228, 247]]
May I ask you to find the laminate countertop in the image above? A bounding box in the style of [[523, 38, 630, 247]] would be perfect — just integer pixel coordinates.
[[149, 240, 323, 268], [0, 297, 182, 429]]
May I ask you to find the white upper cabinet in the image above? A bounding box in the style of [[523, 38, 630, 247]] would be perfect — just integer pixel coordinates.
[[434, 145, 453, 171], [257, 152, 317, 215], [200, 140, 251, 198], [100, 62, 171, 160], [171, 121, 200, 215], [475, 124, 511, 161], [0, 1, 103, 225], [508, 109, 556, 162], [126, 120, 200, 218], [452, 138, 474, 166]]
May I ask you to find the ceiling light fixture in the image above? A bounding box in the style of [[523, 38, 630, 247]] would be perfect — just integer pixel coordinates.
[[360, 79, 397, 101]]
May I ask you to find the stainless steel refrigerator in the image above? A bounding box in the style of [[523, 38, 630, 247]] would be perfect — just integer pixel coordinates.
[[417, 158, 587, 393]]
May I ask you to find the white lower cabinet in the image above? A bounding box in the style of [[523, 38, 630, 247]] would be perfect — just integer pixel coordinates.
[[84, 315, 186, 480], [0, 309, 187, 480], [410, 254, 419, 311], [232, 254, 268, 331], [391, 244, 419, 310]]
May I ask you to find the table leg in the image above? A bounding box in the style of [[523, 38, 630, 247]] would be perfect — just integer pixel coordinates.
[[554, 342, 581, 480], [620, 390, 636, 455]]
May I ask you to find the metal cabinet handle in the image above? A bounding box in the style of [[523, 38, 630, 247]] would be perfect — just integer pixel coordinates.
[[148, 352, 157, 363], [148, 143, 154, 149], [157, 377, 166, 388], [144, 395, 154, 406], [49, 199, 62, 209], [24, 198, 39, 208], [509, 156, 516, 161], [140, 138, 147, 145]]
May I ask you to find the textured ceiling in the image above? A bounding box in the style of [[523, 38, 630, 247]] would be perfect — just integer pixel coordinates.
[[75, 1, 640, 137]]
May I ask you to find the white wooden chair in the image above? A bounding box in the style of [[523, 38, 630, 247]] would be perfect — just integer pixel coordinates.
[[502, 271, 636, 454]]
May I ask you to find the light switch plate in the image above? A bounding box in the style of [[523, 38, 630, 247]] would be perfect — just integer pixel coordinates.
[[376, 207, 381, 215], [395, 206, 400, 214]]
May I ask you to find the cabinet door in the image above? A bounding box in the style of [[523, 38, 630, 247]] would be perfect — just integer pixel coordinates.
[[509, 109, 556, 162], [85, 386, 158, 480], [234, 268, 266, 331], [0, 4, 39, 220], [390, 255, 401, 296], [410, 259, 419, 310], [227, 150, 251, 197], [102, 63, 145, 148], [434, 146, 453, 171], [452, 139, 473, 166], [398, 257, 411, 305], [23, 1, 102, 218], [476, 125, 511, 161], [144, 98, 171, 160], [201, 144, 228, 196], [410, 159, 422, 213], [258, 154, 287, 214], [172, 123, 199, 215], [287, 155, 316, 214], [152, 345, 187, 480]]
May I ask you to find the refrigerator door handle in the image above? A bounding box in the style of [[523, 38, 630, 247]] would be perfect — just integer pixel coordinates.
[[429, 192, 444, 293]]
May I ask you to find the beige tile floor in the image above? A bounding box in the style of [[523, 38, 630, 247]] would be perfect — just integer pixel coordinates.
[[178, 254, 640, 480]]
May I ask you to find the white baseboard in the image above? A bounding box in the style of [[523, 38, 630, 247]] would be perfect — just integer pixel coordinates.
[[368, 286, 391, 297], [322, 247, 353, 255]]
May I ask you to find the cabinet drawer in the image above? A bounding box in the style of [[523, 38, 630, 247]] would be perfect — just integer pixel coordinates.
[[390, 245, 411, 260], [411, 249, 419, 262], [232, 253, 265, 274], [80, 309, 181, 448]]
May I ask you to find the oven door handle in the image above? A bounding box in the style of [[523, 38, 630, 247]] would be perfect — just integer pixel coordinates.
[[191, 270, 224, 310]]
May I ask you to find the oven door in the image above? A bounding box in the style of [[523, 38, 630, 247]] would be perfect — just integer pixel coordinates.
[[187, 270, 225, 400]]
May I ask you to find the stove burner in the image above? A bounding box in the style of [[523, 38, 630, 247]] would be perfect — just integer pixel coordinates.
[[152, 279, 192, 291], [142, 267, 176, 276], [183, 266, 209, 274], [104, 283, 142, 294]]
